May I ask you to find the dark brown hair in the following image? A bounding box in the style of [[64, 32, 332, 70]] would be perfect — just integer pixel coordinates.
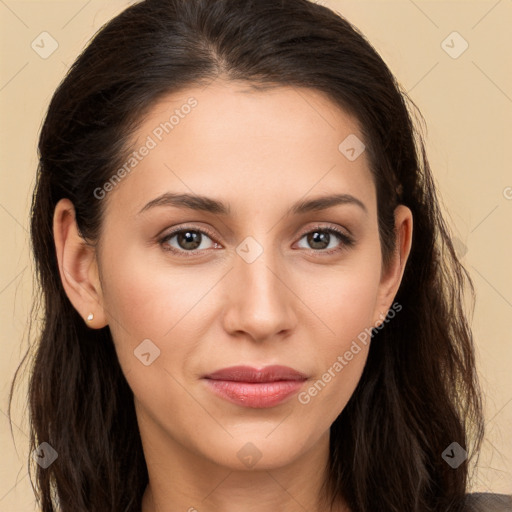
[[10, 0, 484, 510]]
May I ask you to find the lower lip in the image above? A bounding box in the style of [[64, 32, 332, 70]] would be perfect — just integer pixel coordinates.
[[203, 379, 305, 408]]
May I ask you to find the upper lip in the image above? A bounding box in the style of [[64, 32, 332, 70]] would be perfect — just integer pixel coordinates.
[[203, 365, 307, 383]]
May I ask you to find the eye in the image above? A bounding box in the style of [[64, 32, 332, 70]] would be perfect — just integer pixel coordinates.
[[158, 224, 354, 257], [159, 227, 220, 255], [296, 225, 354, 255]]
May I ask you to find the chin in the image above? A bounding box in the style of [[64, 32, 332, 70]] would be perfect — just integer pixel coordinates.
[[197, 429, 319, 471]]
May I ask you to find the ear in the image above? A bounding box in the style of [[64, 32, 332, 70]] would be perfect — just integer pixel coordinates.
[[373, 204, 413, 325], [53, 198, 108, 328]]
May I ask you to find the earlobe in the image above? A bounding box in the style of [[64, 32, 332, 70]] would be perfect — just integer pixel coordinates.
[[53, 198, 108, 328], [374, 205, 413, 323]]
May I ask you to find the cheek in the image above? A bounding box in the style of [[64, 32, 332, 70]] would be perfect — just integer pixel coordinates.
[[297, 250, 382, 409], [101, 245, 213, 338], [99, 248, 212, 430], [304, 249, 383, 347], [293, 279, 378, 434], [98, 242, 215, 391]]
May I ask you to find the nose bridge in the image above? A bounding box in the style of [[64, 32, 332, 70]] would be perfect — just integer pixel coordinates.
[[222, 232, 296, 340]]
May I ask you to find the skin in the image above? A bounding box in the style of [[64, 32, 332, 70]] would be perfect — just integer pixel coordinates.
[[53, 79, 413, 512]]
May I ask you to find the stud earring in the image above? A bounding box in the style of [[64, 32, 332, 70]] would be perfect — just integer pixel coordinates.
[[86, 313, 94, 322]]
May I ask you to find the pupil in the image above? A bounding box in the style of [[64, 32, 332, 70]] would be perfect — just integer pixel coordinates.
[[309, 231, 329, 249], [179, 231, 201, 250]]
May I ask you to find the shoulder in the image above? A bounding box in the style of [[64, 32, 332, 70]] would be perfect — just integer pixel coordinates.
[[464, 493, 512, 512]]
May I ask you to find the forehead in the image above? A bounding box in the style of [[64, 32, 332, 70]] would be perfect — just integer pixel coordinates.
[[140, 79, 362, 148], [101, 80, 375, 219]]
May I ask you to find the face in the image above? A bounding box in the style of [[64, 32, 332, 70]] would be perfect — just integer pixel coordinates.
[[59, 79, 411, 472]]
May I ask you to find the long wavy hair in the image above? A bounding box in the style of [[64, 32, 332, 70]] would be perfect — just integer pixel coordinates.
[[9, 0, 485, 510]]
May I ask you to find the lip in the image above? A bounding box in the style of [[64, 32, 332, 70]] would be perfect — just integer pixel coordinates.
[[202, 365, 308, 408]]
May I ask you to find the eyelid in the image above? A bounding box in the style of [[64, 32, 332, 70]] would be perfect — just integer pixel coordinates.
[[296, 223, 352, 240]]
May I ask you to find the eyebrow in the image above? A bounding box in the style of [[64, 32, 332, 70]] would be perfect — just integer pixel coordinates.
[[138, 192, 367, 216]]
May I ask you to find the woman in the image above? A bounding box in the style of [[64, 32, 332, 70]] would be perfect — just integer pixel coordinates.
[[10, 0, 511, 510]]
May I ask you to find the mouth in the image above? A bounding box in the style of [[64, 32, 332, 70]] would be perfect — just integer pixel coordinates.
[[202, 365, 308, 408]]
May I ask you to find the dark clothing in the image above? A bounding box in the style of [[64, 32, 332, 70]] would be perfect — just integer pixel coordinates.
[[465, 493, 512, 511]]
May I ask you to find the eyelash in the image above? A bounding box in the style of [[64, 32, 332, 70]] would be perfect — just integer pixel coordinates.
[[158, 224, 355, 257]]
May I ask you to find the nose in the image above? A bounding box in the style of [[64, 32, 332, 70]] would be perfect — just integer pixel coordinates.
[[221, 243, 297, 343]]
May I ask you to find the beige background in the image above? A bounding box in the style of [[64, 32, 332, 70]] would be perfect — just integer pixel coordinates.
[[1, 1, 511, 509]]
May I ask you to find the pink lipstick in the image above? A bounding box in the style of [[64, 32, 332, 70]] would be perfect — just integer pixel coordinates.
[[202, 365, 307, 408]]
